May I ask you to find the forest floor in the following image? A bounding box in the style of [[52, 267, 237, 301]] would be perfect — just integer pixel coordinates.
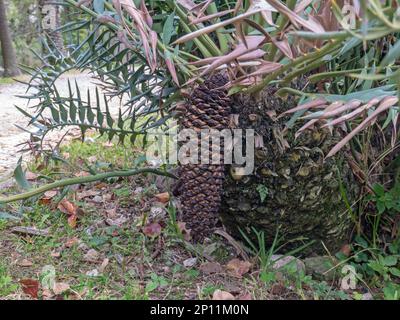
[[0, 75, 397, 300], [0, 133, 359, 300]]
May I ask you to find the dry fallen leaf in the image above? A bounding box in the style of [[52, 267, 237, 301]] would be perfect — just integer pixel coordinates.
[[42, 288, 54, 299], [94, 182, 107, 189], [11, 226, 49, 237], [91, 195, 103, 203], [177, 221, 191, 241], [67, 215, 78, 228], [57, 199, 82, 228], [39, 190, 58, 205], [25, 172, 38, 181], [236, 292, 252, 300], [77, 189, 100, 200], [143, 222, 162, 237], [75, 171, 90, 177], [212, 289, 235, 300], [102, 141, 114, 148], [102, 193, 113, 202], [270, 283, 287, 296], [53, 282, 70, 295], [340, 244, 352, 257], [154, 192, 170, 203], [105, 208, 118, 219], [105, 216, 128, 227], [99, 258, 110, 273], [57, 199, 77, 216], [84, 249, 100, 263], [78, 242, 89, 252], [68, 291, 83, 300], [183, 257, 197, 268], [62, 152, 70, 159], [44, 190, 58, 199], [88, 156, 97, 163], [51, 251, 61, 258], [20, 279, 39, 299], [86, 269, 99, 277], [65, 237, 80, 248], [199, 262, 223, 275], [39, 198, 51, 206], [17, 259, 33, 267], [226, 258, 252, 278]]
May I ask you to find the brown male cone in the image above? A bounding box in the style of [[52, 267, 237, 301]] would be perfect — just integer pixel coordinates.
[[174, 73, 233, 241]]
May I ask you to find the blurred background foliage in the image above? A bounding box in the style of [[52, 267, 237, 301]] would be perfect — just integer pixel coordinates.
[[0, 0, 88, 70]]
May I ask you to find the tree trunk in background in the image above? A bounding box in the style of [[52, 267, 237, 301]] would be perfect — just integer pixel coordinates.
[[39, 0, 65, 54], [0, 0, 21, 77]]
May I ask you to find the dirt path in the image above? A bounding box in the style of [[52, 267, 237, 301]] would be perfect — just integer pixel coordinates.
[[0, 73, 121, 181]]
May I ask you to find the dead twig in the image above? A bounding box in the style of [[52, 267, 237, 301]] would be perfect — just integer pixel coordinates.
[[11, 226, 50, 237]]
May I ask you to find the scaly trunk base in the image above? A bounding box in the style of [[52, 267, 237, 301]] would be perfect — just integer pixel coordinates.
[[220, 88, 359, 255]]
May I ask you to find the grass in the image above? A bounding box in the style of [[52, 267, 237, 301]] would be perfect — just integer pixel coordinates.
[[0, 77, 15, 85], [0, 70, 82, 87], [0, 263, 18, 297], [0, 132, 398, 300], [0, 75, 31, 86], [0, 134, 251, 299]]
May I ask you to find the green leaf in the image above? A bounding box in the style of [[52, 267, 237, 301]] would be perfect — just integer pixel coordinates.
[[256, 184, 268, 203], [377, 201, 386, 214], [86, 90, 95, 125], [117, 109, 124, 130], [15, 106, 33, 119], [383, 256, 398, 267], [93, 0, 105, 14], [355, 236, 368, 249], [68, 80, 77, 122], [59, 104, 68, 123], [162, 12, 175, 45], [389, 268, 400, 278], [158, 277, 168, 287], [104, 96, 114, 128], [383, 283, 400, 300], [50, 105, 60, 124], [373, 183, 385, 197], [368, 261, 384, 273], [260, 271, 275, 284], [0, 212, 21, 221], [145, 281, 158, 293], [185, 269, 200, 279], [380, 40, 400, 70], [318, 85, 396, 103], [13, 158, 31, 190], [382, 108, 398, 130], [228, 85, 245, 96], [72, 81, 84, 123]]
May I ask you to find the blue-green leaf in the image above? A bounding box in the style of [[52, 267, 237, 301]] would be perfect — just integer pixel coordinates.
[[93, 0, 105, 14], [13, 158, 31, 190], [162, 12, 175, 45]]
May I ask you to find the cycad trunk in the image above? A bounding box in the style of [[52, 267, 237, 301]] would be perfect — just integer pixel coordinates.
[[176, 76, 358, 254], [0, 0, 21, 77], [220, 88, 359, 255]]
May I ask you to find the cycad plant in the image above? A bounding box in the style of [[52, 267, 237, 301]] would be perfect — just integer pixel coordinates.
[[2, 0, 400, 253]]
